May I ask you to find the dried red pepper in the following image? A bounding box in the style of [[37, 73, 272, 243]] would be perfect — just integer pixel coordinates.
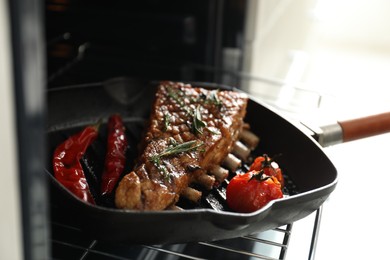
[[101, 114, 128, 196], [53, 123, 100, 204]]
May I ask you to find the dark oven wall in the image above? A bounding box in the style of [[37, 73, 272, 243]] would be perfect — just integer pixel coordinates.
[[45, 0, 247, 88]]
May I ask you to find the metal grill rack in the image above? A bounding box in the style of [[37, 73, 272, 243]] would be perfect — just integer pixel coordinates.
[[47, 111, 323, 260], [50, 205, 322, 260], [47, 118, 322, 260], [51, 221, 292, 260]]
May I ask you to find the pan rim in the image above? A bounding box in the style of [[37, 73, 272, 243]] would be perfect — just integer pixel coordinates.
[[46, 78, 338, 242]]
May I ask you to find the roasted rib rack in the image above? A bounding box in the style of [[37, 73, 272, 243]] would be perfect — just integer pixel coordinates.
[[115, 81, 260, 210]]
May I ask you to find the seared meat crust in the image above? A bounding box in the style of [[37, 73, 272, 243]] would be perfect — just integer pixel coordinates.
[[115, 82, 248, 210]]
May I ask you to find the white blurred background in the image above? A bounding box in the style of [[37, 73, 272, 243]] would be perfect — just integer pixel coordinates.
[[241, 1, 390, 259], [242, 0, 390, 123]]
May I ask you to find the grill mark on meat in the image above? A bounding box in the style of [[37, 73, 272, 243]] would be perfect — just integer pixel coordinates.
[[115, 82, 248, 210]]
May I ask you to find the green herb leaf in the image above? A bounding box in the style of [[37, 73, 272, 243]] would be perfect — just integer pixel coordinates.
[[192, 105, 207, 135], [150, 140, 203, 163], [167, 87, 191, 114], [161, 140, 203, 157], [149, 140, 203, 181], [168, 137, 177, 146], [209, 89, 222, 107], [167, 87, 184, 107], [166, 86, 221, 136], [149, 156, 170, 181], [163, 113, 171, 132], [206, 126, 220, 135]]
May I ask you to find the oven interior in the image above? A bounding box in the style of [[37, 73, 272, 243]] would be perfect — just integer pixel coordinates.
[[44, 0, 323, 259], [46, 0, 246, 89]]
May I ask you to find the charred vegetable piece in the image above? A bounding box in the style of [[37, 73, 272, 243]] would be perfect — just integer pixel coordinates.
[[101, 114, 128, 196], [53, 123, 100, 204], [249, 154, 284, 188], [226, 170, 283, 213]]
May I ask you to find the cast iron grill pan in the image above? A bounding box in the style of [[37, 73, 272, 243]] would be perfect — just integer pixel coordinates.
[[46, 78, 337, 244]]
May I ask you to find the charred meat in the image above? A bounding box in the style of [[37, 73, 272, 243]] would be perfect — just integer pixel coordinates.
[[115, 82, 248, 210]]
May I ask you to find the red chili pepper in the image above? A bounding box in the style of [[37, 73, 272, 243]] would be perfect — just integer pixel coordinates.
[[101, 114, 128, 196], [53, 123, 100, 204]]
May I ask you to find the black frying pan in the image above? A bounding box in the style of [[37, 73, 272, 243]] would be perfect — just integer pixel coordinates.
[[46, 78, 340, 244]]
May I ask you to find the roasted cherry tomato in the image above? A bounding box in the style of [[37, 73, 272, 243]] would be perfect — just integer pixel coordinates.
[[226, 170, 283, 213], [249, 154, 284, 188]]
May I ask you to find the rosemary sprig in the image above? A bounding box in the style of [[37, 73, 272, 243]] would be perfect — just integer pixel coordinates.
[[149, 140, 203, 163], [192, 105, 220, 135], [167, 87, 184, 107], [163, 113, 171, 132], [192, 105, 207, 135], [166, 87, 221, 135], [167, 87, 191, 114], [149, 156, 169, 180], [206, 126, 220, 135], [209, 89, 222, 107], [149, 140, 203, 181]]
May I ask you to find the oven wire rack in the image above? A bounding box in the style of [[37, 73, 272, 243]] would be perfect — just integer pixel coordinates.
[[50, 206, 322, 260]]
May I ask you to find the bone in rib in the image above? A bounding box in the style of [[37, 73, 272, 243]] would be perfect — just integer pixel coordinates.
[[115, 81, 248, 210]]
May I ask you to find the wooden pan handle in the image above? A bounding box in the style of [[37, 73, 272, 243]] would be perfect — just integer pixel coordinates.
[[338, 112, 390, 142]]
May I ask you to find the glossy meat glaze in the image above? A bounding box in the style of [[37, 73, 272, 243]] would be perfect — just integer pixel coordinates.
[[115, 81, 248, 210]]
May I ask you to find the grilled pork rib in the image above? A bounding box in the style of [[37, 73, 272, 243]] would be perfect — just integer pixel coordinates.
[[115, 82, 248, 210]]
